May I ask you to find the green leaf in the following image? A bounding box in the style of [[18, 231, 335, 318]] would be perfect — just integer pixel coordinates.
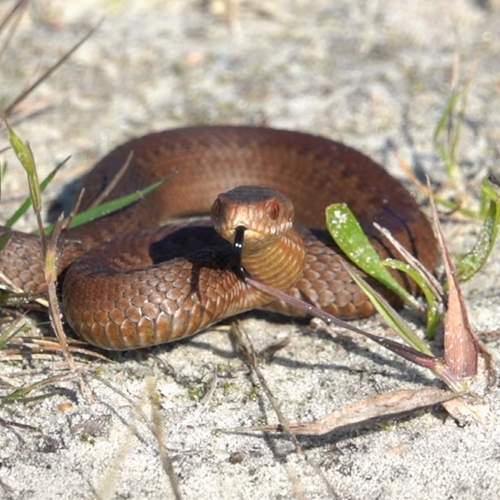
[[325, 203, 417, 308]]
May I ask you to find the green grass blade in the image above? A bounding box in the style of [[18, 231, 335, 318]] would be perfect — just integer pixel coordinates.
[[43, 177, 167, 234], [433, 92, 461, 145], [0, 160, 5, 203], [456, 177, 500, 282], [5, 121, 42, 212], [346, 268, 433, 355], [0, 317, 25, 349], [5, 159, 68, 228], [0, 231, 11, 251], [433, 92, 462, 181], [2, 383, 57, 404], [382, 259, 441, 338]]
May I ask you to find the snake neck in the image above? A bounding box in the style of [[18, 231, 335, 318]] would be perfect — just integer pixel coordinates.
[[240, 228, 306, 291]]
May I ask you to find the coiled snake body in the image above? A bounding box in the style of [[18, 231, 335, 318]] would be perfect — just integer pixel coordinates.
[[0, 126, 438, 350]]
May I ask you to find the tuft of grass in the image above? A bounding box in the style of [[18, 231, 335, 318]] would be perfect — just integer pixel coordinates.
[[323, 176, 498, 379], [325, 203, 441, 337], [3, 120, 73, 370]]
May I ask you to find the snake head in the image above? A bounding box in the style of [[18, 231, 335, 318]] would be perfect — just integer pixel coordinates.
[[210, 185, 295, 250]]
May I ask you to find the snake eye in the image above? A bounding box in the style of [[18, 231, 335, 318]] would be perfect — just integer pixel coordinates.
[[211, 198, 222, 217], [267, 200, 280, 220]]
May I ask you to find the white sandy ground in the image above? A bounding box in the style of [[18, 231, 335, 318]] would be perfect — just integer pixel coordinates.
[[0, 0, 500, 498]]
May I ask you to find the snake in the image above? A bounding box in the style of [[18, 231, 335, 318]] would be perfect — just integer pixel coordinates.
[[0, 126, 438, 350]]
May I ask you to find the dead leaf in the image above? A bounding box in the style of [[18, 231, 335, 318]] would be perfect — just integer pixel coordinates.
[[428, 178, 478, 378], [245, 388, 455, 436]]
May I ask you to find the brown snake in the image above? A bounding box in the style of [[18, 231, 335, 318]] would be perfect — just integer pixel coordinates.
[[0, 126, 438, 350]]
